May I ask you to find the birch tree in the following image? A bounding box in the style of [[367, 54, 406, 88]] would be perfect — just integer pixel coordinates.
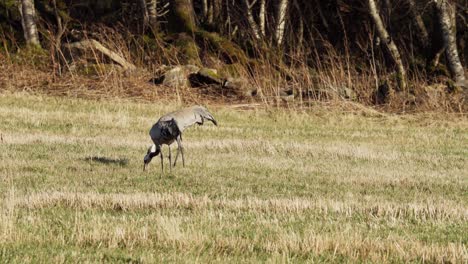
[[275, 0, 288, 46], [19, 0, 40, 46], [433, 0, 466, 85], [147, 0, 158, 29], [243, 0, 262, 40], [406, 0, 429, 54], [140, 0, 158, 30], [368, 0, 407, 91], [259, 0, 266, 36]]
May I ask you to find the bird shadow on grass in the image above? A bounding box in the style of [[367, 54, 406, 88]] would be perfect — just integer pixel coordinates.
[[84, 156, 129, 166]]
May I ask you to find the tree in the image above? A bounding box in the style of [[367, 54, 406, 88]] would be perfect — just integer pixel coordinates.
[[147, 0, 158, 29], [168, 0, 197, 33], [368, 0, 407, 91], [275, 0, 289, 46], [433, 0, 466, 85], [406, 0, 429, 55], [140, 0, 158, 31], [19, 0, 40, 47], [244, 0, 262, 40]]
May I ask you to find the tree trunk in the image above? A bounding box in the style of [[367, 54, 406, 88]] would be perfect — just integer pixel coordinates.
[[315, 0, 329, 31], [434, 0, 466, 84], [275, 0, 289, 46], [202, 0, 208, 20], [406, 0, 429, 54], [19, 0, 40, 46], [147, 0, 158, 29], [167, 0, 199, 65], [64, 39, 137, 71], [212, 0, 221, 27], [243, 0, 261, 40], [426, 2, 445, 71], [168, 0, 196, 33], [368, 0, 407, 91], [140, 0, 149, 28], [259, 0, 266, 37], [167, 0, 248, 64]]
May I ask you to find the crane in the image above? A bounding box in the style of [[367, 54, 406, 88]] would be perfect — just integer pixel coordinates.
[[143, 105, 218, 174]]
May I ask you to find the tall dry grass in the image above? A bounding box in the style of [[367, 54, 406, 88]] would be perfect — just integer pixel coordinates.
[[1, 21, 466, 112]]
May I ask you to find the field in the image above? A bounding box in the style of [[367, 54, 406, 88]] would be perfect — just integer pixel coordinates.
[[0, 92, 467, 263]]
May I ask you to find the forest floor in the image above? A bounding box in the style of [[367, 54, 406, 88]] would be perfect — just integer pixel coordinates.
[[0, 92, 467, 262]]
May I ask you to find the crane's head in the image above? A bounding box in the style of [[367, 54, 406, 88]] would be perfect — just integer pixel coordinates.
[[143, 144, 160, 171]]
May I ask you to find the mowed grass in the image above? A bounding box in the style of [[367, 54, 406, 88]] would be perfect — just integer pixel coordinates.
[[0, 93, 467, 263]]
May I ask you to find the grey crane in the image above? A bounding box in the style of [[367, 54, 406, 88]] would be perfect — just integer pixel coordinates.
[[143, 105, 217, 173]]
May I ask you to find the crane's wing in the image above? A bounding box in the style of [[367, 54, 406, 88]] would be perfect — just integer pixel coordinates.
[[149, 118, 182, 144], [159, 106, 217, 132]]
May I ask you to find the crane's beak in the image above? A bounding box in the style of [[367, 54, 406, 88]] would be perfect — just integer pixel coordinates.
[[143, 163, 147, 172]]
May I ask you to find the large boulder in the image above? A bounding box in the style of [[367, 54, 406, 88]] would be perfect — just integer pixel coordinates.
[[188, 68, 223, 86], [150, 65, 200, 88], [223, 77, 257, 97]]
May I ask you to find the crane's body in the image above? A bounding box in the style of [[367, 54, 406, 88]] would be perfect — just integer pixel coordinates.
[[143, 106, 217, 173]]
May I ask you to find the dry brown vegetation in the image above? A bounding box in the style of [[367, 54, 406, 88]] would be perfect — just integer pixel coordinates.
[[2, 0, 467, 113]]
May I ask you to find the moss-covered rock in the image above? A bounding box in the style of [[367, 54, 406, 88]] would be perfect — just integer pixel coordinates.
[[374, 81, 393, 104], [173, 33, 201, 65], [195, 31, 249, 65], [150, 65, 200, 88], [11, 45, 48, 67], [219, 63, 244, 78], [188, 68, 222, 87]]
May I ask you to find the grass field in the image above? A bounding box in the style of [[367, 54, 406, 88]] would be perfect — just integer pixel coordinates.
[[0, 92, 467, 263]]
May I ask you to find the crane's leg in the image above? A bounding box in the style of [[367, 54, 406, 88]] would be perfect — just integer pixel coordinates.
[[177, 136, 185, 167], [160, 150, 164, 177], [168, 145, 172, 173], [173, 145, 179, 167]]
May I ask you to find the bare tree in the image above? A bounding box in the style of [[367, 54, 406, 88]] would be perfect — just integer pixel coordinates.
[[368, 0, 407, 91], [406, 0, 429, 53], [140, 0, 149, 28], [275, 0, 289, 46], [148, 0, 158, 29], [433, 0, 466, 85], [19, 0, 40, 46], [259, 0, 266, 36], [140, 0, 158, 30], [243, 0, 262, 40]]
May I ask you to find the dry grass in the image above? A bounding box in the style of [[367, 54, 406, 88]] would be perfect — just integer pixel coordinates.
[[0, 92, 467, 262]]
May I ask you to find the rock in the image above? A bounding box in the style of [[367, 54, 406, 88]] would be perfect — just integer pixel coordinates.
[[340, 87, 357, 100], [374, 82, 392, 104], [223, 77, 257, 97], [455, 79, 468, 89], [188, 68, 223, 87], [449, 79, 468, 93], [279, 89, 295, 102], [150, 65, 200, 88]]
